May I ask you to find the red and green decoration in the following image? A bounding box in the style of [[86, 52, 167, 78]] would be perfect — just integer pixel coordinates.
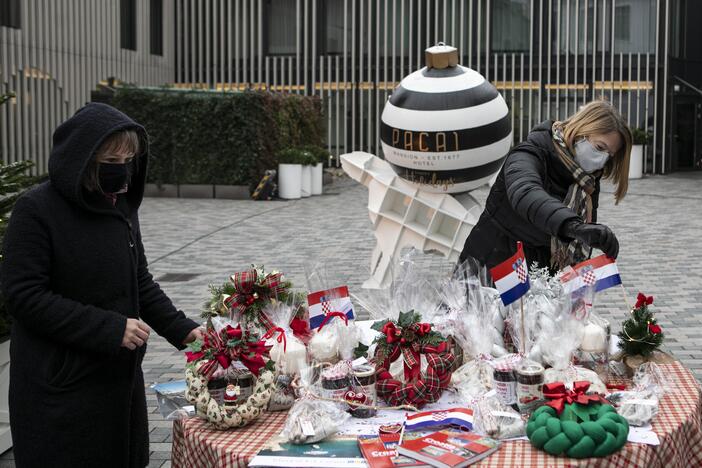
[[204, 265, 297, 329], [185, 324, 275, 379], [618, 292, 664, 357], [526, 381, 629, 458], [372, 310, 454, 408]]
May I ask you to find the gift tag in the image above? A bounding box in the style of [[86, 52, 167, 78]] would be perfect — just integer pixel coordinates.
[[299, 418, 316, 437], [352, 356, 369, 367]]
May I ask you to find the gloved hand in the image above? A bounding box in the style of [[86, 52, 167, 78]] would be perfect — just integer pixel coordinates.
[[560, 220, 619, 259]]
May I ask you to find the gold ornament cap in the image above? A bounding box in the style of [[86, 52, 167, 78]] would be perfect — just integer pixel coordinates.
[[425, 42, 458, 69]]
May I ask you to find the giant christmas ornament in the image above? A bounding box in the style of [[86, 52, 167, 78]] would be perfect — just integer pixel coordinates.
[[380, 43, 512, 193]]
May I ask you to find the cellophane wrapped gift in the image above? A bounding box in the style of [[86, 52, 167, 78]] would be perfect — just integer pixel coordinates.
[[537, 293, 606, 394], [260, 299, 306, 411], [305, 262, 360, 363], [281, 358, 350, 444], [606, 362, 675, 426], [473, 392, 526, 439]]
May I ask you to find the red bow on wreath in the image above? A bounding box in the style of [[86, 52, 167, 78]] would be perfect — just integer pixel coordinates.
[[185, 325, 271, 378], [223, 269, 287, 315], [635, 293, 654, 309], [380, 321, 446, 382], [543, 381, 609, 415]]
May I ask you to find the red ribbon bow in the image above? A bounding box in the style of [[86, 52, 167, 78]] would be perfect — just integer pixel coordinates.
[[635, 292, 654, 309], [262, 326, 288, 353], [380, 321, 439, 382], [184, 325, 271, 378], [543, 381, 609, 415], [648, 323, 662, 334], [224, 269, 286, 314], [318, 311, 349, 330]]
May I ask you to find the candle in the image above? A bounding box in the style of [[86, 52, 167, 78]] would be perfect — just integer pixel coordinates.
[[269, 334, 307, 375], [580, 323, 608, 352]]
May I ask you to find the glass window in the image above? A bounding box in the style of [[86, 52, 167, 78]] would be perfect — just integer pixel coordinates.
[[150, 0, 163, 56], [121, 0, 137, 51], [492, 0, 530, 52], [0, 0, 21, 29], [266, 0, 297, 55], [325, 0, 345, 54]]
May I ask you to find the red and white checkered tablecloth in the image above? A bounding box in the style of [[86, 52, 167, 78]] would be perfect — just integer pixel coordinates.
[[171, 411, 287, 468], [171, 362, 702, 468]]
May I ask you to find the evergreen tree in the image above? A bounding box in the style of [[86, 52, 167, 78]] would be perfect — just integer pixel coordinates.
[[618, 293, 664, 357], [0, 92, 39, 337]]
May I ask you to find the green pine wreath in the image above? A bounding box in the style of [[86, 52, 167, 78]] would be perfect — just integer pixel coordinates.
[[526, 403, 629, 458]]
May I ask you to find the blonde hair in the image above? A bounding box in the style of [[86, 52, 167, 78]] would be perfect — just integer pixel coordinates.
[[83, 130, 141, 192], [555, 100, 632, 204]]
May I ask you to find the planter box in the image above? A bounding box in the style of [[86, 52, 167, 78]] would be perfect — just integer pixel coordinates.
[[301, 165, 312, 198], [179, 184, 214, 199], [311, 163, 324, 195], [278, 164, 302, 199], [144, 183, 178, 198], [629, 144, 644, 179], [0, 339, 11, 453], [214, 185, 250, 200]]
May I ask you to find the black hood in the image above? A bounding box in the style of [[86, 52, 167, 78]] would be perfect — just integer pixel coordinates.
[[48, 102, 148, 214]]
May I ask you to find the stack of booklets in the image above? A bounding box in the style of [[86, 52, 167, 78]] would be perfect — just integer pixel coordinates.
[[359, 430, 500, 468]]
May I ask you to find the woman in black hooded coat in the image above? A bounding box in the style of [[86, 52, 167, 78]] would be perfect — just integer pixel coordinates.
[[459, 100, 632, 271], [1, 103, 201, 467]]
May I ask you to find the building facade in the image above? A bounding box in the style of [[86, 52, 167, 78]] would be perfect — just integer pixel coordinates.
[[0, 0, 176, 174], [2, 0, 700, 174]]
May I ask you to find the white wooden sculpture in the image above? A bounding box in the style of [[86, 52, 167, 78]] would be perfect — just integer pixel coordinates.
[[341, 151, 482, 289], [343, 44, 512, 289]]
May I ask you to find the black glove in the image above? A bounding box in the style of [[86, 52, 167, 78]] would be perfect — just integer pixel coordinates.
[[560, 220, 619, 259]]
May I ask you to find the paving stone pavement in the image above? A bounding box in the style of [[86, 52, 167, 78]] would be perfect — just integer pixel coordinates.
[[1, 172, 701, 466]]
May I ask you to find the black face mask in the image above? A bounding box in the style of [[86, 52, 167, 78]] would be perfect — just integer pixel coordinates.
[[98, 161, 133, 193]]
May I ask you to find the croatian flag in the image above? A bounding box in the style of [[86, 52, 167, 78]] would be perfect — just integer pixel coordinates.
[[560, 254, 622, 294], [490, 241, 530, 306], [405, 408, 474, 432], [307, 286, 355, 329]]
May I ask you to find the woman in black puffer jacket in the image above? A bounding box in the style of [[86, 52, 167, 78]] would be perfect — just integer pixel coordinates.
[[460, 100, 632, 271]]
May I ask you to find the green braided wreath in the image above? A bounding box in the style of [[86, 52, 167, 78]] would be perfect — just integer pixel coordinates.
[[526, 403, 629, 458]]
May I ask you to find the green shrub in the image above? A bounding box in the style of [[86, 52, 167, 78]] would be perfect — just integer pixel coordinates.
[[299, 145, 331, 166], [631, 128, 652, 146], [0, 159, 39, 339], [277, 148, 317, 165], [107, 88, 324, 189]]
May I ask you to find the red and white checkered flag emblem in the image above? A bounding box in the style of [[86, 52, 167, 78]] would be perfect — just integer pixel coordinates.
[[321, 297, 333, 315], [432, 411, 448, 421], [514, 259, 528, 284], [582, 270, 596, 286]]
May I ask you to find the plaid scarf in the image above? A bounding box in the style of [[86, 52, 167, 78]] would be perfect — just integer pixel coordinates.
[[550, 122, 598, 269]]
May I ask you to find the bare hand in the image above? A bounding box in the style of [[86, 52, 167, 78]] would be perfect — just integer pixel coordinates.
[[121, 319, 151, 350], [182, 326, 204, 345]]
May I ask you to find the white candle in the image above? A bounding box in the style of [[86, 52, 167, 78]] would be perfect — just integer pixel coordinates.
[[268, 334, 307, 375], [580, 323, 608, 352]]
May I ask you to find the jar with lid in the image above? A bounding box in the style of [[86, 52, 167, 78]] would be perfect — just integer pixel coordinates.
[[516, 360, 544, 413], [349, 364, 377, 418]]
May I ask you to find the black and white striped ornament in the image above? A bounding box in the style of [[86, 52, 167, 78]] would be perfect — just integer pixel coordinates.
[[380, 44, 512, 193]]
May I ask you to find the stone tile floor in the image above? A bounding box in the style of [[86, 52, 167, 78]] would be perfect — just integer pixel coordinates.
[[1, 172, 701, 466]]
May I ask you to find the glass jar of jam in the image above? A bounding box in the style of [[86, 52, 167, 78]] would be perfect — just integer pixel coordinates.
[[349, 364, 377, 418], [516, 360, 544, 414]]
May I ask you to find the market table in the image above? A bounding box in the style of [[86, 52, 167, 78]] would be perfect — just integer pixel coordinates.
[[171, 361, 702, 468]]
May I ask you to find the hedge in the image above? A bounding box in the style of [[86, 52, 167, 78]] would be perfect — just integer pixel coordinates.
[[106, 87, 324, 188]]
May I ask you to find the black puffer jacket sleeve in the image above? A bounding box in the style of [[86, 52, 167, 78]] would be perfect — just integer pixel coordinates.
[[134, 221, 198, 350], [503, 150, 581, 237], [1, 196, 127, 355]]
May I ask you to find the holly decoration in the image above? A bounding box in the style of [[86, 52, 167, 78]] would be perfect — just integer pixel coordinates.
[[371, 310, 445, 360], [618, 292, 664, 357]]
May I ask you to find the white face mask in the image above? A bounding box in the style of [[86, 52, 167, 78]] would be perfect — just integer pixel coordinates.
[[574, 138, 610, 173]]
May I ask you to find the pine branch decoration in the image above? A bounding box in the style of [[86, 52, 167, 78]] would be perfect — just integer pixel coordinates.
[[618, 293, 664, 357]]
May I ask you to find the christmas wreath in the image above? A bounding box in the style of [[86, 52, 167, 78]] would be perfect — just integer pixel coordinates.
[[372, 311, 454, 408], [203, 265, 298, 329], [184, 325, 276, 429], [526, 381, 629, 458]]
